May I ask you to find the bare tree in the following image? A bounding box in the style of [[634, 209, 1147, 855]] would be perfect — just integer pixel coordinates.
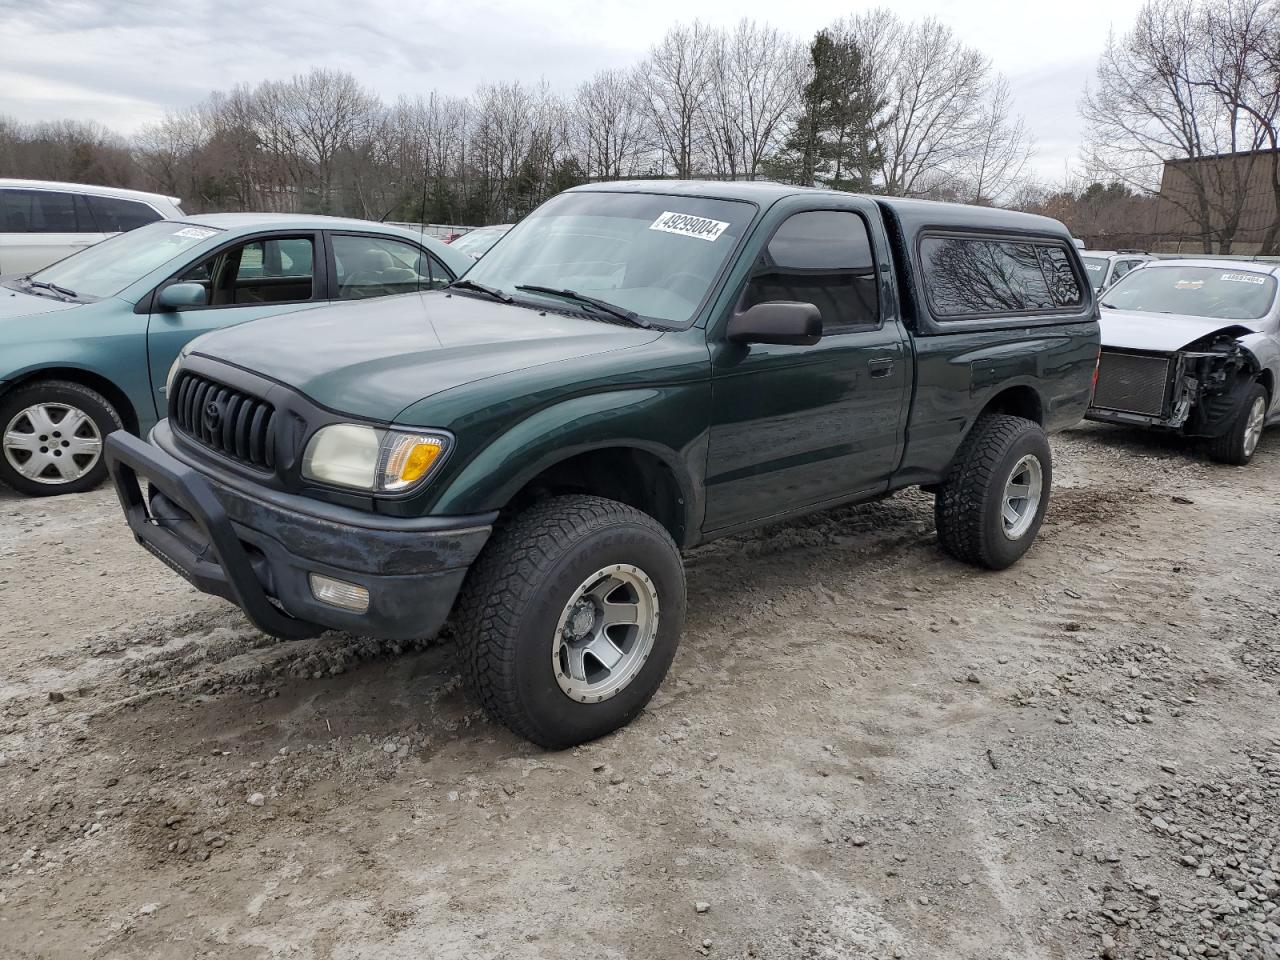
[[837, 11, 1000, 197], [702, 19, 801, 180], [961, 77, 1034, 205], [1082, 0, 1279, 252], [573, 68, 648, 180], [638, 22, 716, 177]]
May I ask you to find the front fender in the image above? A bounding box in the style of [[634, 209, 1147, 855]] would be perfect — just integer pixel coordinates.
[[428, 386, 710, 540]]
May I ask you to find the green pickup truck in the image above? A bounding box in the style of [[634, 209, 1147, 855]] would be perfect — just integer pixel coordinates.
[[105, 181, 1100, 747]]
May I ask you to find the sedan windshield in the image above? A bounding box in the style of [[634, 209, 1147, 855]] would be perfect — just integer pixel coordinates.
[[25, 221, 224, 300], [450, 225, 510, 259], [1102, 265, 1277, 321], [462, 192, 754, 326]]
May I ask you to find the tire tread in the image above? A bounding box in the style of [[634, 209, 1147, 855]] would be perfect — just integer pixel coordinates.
[[935, 414, 1045, 569], [453, 495, 680, 747]]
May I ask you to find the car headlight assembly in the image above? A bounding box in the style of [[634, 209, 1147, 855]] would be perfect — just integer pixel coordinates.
[[302, 424, 449, 493]]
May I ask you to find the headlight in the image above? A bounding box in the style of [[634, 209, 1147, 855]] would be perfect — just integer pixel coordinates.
[[301, 424, 449, 493]]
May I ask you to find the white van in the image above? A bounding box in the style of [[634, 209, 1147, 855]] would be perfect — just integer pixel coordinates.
[[0, 179, 184, 275]]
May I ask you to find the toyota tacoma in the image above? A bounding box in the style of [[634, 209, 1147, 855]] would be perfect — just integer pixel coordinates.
[[105, 181, 1100, 748]]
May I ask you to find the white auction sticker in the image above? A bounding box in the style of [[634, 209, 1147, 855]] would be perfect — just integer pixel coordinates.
[[1221, 272, 1267, 285], [1085, 263, 1103, 271], [649, 211, 730, 242], [174, 226, 218, 240]]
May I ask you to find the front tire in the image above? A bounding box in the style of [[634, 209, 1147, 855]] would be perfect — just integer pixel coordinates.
[[454, 495, 686, 749], [935, 414, 1052, 570], [1207, 383, 1268, 466], [0, 380, 121, 497]]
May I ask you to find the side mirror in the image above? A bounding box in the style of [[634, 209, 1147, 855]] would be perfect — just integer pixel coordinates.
[[157, 282, 207, 310], [727, 301, 822, 346]]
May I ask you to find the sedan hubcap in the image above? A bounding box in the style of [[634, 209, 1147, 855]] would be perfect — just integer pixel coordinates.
[[552, 564, 659, 704], [1001, 454, 1043, 541], [1243, 396, 1266, 458], [3, 403, 102, 485]]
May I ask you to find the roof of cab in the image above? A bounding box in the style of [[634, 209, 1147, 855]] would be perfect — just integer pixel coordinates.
[[0, 178, 181, 207], [572, 179, 1072, 237]]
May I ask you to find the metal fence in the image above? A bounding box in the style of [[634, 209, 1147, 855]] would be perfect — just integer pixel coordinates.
[[386, 222, 478, 240]]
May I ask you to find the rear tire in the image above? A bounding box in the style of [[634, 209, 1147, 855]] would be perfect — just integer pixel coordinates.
[[0, 380, 121, 497], [1206, 383, 1268, 466], [454, 495, 685, 749], [935, 414, 1052, 570]]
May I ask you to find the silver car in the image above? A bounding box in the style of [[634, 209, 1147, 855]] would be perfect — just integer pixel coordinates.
[[0, 179, 185, 275], [1087, 259, 1280, 464], [1079, 249, 1157, 294]]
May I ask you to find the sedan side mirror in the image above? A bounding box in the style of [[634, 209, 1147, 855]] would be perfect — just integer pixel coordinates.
[[727, 301, 822, 346], [157, 282, 208, 310]]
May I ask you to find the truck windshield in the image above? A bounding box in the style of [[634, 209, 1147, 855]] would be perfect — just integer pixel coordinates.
[[1081, 256, 1109, 291], [462, 191, 754, 326], [1102, 265, 1277, 321], [25, 221, 223, 300]]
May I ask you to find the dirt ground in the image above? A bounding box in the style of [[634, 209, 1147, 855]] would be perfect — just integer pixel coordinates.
[[1, 421, 1278, 960]]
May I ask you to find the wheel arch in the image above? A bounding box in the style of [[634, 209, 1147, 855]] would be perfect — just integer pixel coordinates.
[[0, 366, 140, 433], [974, 383, 1044, 427], [1256, 367, 1274, 403], [496, 443, 694, 546]]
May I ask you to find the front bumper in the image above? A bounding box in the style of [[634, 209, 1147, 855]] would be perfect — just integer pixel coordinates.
[[1084, 407, 1181, 430], [104, 425, 494, 640]]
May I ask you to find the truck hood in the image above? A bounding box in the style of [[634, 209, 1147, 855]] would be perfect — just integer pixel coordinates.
[[186, 291, 663, 422], [1099, 308, 1258, 353], [0, 283, 85, 322]]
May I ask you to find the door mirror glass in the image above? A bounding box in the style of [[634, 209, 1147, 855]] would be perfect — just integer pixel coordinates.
[[158, 282, 208, 310], [726, 301, 822, 346]]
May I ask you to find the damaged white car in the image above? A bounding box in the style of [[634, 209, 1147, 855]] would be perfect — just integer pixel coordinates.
[[1087, 260, 1279, 464]]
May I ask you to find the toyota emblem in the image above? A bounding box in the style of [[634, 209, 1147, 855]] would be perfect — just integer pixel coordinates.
[[203, 400, 223, 431]]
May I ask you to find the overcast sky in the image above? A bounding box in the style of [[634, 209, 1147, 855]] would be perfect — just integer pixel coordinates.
[[0, 0, 1146, 183]]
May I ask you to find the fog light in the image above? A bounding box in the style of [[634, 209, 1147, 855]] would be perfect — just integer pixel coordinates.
[[309, 574, 370, 613]]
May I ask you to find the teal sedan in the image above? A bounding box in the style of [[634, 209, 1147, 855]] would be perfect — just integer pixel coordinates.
[[0, 214, 472, 496]]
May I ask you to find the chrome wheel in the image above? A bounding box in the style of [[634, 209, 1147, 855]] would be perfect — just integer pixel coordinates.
[[552, 564, 659, 704], [1243, 395, 1266, 459], [1001, 454, 1043, 541], [3, 402, 103, 485]]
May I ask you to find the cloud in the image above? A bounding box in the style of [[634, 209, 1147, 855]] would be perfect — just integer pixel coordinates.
[[0, 0, 1145, 183]]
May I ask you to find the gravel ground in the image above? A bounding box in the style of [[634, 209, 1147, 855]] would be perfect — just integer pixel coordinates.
[[1, 421, 1278, 960]]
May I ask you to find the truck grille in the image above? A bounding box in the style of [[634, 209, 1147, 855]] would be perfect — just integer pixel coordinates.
[[170, 372, 276, 469], [1093, 351, 1172, 416]]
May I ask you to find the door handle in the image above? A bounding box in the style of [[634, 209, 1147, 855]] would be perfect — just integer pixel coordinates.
[[868, 358, 895, 378]]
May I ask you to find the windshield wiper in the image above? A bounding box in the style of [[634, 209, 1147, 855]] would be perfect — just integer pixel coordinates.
[[447, 279, 512, 303], [23, 277, 78, 299], [515, 285, 651, 329], [1099, 300, 1116, 309]]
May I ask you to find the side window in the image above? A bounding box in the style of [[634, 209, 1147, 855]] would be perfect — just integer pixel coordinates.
[[743, 210, 879, 332], [332, 235, 444, 300], [174, 236, 315, 307], [1111, 259, 1140, 283], [1036, 245, 1084, 307], [0, 189, 88, 233], [86, 196, 161, 232], [921, 236, 1082, 319]]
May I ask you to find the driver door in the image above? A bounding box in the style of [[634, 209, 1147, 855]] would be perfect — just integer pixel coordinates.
[[144, 232, 324, 419], [703, 203, 910, 533]]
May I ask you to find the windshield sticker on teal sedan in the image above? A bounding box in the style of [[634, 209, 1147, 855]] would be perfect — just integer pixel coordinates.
[[1222, 272, 1267, 285], [649, 211, 730, 242], [174, 226, 218, 240]]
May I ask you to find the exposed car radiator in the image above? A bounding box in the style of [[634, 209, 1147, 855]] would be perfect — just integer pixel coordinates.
[[1093, 351, 1172, 416], [170, 372, 277, 470]]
